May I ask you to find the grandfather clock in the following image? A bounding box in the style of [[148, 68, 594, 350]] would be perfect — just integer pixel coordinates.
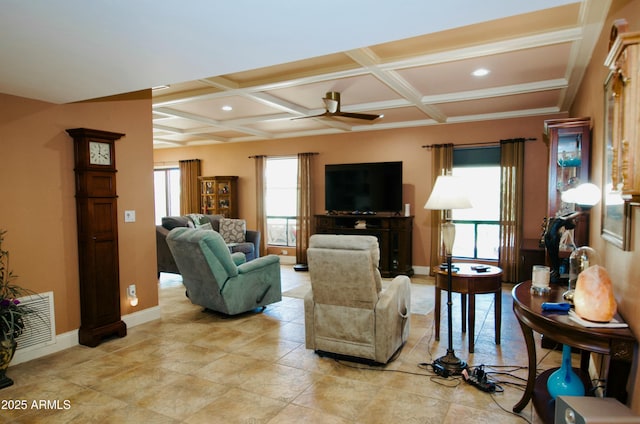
[[67, 128, 127, 347]]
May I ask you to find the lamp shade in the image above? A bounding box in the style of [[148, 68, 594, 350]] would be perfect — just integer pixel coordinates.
[[424, 175, 472, 210]]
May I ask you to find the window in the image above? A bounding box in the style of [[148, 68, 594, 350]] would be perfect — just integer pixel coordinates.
[[451, 147, 500, 260], [154, 168, 180, 225], [265, 157, 298, 246]]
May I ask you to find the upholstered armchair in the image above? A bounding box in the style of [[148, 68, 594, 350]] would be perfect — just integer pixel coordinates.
[[166, 227, 281, 315], [304, 234, 411, 364]]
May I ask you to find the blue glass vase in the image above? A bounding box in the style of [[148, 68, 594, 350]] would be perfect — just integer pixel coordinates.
[[547, 344, 585, 399]]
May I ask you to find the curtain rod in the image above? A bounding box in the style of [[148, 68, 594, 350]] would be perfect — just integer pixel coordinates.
[[154, 160, 179, 167], [248, 152, 319, 158], [422, 137, 536, 149]]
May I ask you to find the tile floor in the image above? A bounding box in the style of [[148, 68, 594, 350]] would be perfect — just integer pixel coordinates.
[[2, 266, 567, 423]]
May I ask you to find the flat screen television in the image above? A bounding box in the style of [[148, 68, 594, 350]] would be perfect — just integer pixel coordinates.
[[325, 161, 403, 213]]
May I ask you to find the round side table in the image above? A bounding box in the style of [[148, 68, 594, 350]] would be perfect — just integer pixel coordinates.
[[434, 262, 502, 353]]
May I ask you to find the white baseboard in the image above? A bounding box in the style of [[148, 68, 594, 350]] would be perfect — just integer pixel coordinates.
[[412, 265, 430, 276], [279, 255, 296, 265], [11, 306, 161, 366], [12, 329, 78, 365], [122, 305, 162, 328]]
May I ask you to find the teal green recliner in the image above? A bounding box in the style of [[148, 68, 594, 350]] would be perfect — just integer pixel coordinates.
[[166, 227, 281, 315]]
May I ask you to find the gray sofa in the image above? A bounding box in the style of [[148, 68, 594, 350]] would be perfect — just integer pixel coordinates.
[[156, 214, 260, 276]]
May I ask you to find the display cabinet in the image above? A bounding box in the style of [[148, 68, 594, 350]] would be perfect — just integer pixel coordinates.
[[543, 117, 591, 247], [199, 176, 238, 218]]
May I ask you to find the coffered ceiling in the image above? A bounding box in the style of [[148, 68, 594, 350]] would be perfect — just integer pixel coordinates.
[[0, 1, 611, 149], [152, 1, 610, 148]]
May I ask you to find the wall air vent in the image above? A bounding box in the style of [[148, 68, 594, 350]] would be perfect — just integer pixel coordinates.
[[15, 291, 56, 352]]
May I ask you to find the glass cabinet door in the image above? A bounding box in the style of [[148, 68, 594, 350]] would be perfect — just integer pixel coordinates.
[[544, 118, 591, 246], [554, 131, 583, 215]]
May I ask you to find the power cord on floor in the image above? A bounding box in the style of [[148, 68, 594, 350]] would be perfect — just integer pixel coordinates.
[[340, 316, 538, 422], [465, 363, 534, 424], [334, 358, 463, 388], [461, 364, 498, 393]]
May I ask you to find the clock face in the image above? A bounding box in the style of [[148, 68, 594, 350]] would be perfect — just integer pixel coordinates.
[[89, 141, 111, 165]]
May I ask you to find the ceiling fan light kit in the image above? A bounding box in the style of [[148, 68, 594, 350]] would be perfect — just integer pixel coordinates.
[[323, 95, 339, 113]]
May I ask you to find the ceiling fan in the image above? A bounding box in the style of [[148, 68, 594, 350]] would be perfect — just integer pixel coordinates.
[[295, 91, 382, 121]]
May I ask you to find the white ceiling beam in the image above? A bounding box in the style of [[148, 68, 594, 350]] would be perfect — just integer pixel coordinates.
[[382, 27, 583, 72], [248, 92, 310, 116], [422, 79, 568, 104], [199, 76, 240, 90], [346, 48, 447, 122], [558, 0, 612, 110], [153, 87, 222, 107], [153, 124, 185, 134], [152, 138, 188, 148], [446, 107, 562, 124], [154, 107, 274, 139]]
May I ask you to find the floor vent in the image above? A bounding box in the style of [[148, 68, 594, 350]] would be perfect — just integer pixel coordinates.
[[15, 291, 56, 352]]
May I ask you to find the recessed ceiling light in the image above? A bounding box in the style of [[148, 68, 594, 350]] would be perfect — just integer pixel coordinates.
[[221, 105, 233, 111], [472, 68, 490, 77]]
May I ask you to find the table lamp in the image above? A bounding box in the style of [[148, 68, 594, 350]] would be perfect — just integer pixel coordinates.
[[424, 175, 472, 375], [560, 182, 601, 299]]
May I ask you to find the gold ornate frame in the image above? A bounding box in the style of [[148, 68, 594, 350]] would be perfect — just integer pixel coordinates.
[[601, 70, 631, 250], [601, 21, 639, 251]]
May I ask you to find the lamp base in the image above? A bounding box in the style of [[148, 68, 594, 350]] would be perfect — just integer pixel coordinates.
[[434, 350, 468, 376], [563, 289, 575, 302]]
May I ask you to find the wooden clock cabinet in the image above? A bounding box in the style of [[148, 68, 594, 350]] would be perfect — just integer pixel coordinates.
[[67, 128, 127, 347]]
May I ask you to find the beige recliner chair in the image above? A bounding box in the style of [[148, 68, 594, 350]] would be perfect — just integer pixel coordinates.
[[304, 234, 411, 364]]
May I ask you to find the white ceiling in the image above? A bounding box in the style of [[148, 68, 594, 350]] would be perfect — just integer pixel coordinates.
[[0, 1, 611, 148]]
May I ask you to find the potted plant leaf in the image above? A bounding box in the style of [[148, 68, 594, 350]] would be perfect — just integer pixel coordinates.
[[0, 229, 40, 389]]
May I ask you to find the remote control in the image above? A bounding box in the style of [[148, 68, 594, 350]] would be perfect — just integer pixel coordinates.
[[541, 302, 571, 312]]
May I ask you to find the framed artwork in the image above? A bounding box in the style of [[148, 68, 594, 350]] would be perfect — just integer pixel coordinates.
[[601, 70, 631, 250]]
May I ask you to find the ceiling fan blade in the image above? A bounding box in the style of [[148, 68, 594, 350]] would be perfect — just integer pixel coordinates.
[[335, 111, 381, 121], [291, 91, 381, 121], [291, 112, 331, 120]]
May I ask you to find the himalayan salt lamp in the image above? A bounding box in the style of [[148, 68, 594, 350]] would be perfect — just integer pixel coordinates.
[[573, 265, 617, 322]]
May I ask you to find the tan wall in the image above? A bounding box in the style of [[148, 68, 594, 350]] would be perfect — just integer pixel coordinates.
[[570, 0, 640, 412], [0, 92, 157, 335], [154, 115, 558, 269]]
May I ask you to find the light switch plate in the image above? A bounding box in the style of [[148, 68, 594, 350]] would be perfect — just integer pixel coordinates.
[[124, 210, 136, 222]]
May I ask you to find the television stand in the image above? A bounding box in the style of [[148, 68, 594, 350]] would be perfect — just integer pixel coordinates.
[[315, 214, 413, 277]]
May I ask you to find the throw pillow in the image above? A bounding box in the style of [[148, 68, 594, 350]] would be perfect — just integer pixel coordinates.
[[196, 222, 213, 231], [219, 218, 246, 243], [186, 213, 209, 228], [161, 216, 189, 230]]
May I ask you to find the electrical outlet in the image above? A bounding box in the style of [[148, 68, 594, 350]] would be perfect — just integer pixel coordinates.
[[127, 284, 136, 297]]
